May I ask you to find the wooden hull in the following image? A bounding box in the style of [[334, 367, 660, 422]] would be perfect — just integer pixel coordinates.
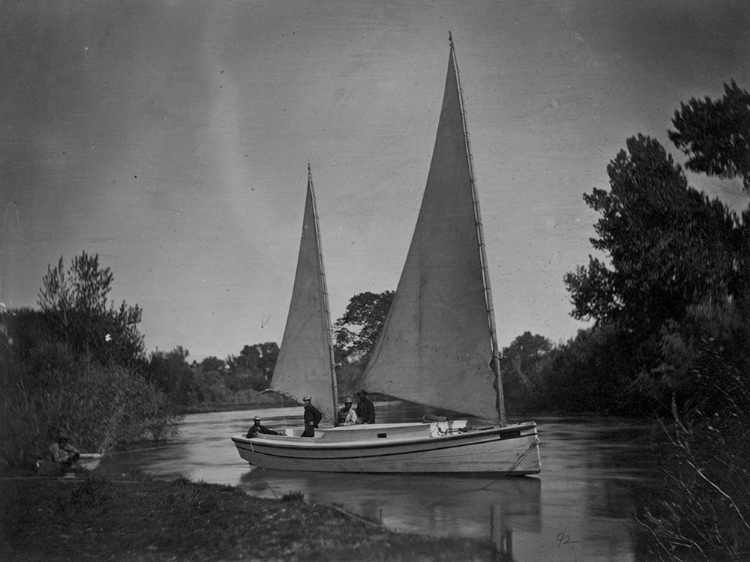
[[232, 420, 540, 475]]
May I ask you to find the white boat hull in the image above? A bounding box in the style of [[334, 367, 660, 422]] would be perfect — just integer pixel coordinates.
[[232, 420, 540, 475]]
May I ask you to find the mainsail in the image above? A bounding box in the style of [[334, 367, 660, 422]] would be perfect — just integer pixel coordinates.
[[269, 167, 338, 421], [361, 36, 505, 423]]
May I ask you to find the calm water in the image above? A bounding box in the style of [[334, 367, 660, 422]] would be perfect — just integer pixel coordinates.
[[103, 405, 661, 562]]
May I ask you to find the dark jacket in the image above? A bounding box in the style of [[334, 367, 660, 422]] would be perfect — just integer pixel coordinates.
[[246, 424, 280, 438], [355, 397, 376, 424], [302, 403, 322, 437]]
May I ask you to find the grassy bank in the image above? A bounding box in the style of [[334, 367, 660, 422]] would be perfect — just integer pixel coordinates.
[[0, 467, 492, 562]]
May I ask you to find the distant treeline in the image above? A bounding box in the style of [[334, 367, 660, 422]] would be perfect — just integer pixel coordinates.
[[144, 344, 279, 409]]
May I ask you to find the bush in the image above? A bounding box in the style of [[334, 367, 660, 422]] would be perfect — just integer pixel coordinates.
[[637, 414, 750, 561], [635, 302, 750, 560], [0, 313, 181, 468]]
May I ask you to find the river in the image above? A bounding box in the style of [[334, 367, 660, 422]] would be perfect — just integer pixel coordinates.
[[103, 406, 662, 562]]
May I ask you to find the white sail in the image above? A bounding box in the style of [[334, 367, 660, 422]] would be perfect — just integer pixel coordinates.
[[361, 40, 502, 422], [269, 168, 338, 421], [233, 38, 540, 476]]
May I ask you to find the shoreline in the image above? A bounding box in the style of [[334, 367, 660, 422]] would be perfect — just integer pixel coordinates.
[[0, 466, 494, 561]]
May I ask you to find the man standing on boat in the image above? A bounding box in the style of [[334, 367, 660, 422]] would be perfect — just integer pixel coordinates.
[[301, 397, 322, 437], [355, 390, 375, 424], [335, 397, 357, 426]]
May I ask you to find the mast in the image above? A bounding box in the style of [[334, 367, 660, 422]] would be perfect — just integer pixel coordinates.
[[307, 164, 340, 416], [448, 32, 507, 425]]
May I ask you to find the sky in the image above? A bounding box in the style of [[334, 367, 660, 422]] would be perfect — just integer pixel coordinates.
[[2, 0, 749, 362]]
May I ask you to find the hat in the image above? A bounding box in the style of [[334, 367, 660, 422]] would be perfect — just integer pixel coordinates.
[[344, 397, 353, 404], [357, 389, 368, 396], [253, 416, 261, 421], [302, 396, 311, 402]]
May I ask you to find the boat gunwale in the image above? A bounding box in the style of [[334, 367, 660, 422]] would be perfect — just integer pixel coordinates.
[[231, 421, 538, 453]]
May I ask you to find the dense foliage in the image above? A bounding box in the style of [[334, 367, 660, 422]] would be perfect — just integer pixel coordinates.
[[37, 252, 146, 370], [1, 266, 179, 468], [142, 343, 280, 409], [333, 290, 394, 362], [635, 301, 750, 561], [328, 290, 395, 396], [0, 321, 175, 459], [498, 332, 553, 410], [669, 80, 750, 192], [560, 82, 750, 561], [564, 134, 743, 335]]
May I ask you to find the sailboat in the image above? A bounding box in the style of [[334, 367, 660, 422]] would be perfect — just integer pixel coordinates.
[[232, 35, 541, 475]]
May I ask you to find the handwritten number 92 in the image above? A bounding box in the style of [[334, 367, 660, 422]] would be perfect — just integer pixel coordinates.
[[556, 533, 579, 547]]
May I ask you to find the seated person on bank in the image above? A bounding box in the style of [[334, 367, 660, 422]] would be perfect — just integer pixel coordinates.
[[246, 416, 281, 438], [49, 431, 81, 468]]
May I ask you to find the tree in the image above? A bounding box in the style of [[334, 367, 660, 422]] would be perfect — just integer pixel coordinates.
[[499, 332, 554, 411], [533, 326, 650, 415], [577, 85, 750, 560], [37, 252, 145, 369], [199, 356, 226, 373], [669, 80, 750, 192], [237, 342, 279, 381], [500, 332, 553, 393], [564, 135, 742, 334], [333, 291, 394, 362], [145, 347, 196, 405]]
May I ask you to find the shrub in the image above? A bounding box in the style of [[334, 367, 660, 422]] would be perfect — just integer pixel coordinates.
[[635, 302, 750, 560], [0, 326, 181, 468]]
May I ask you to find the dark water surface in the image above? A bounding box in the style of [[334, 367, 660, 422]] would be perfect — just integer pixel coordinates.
[[104, 406, 661, 561]]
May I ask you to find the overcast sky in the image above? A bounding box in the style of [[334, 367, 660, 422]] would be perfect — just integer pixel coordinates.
[[2, 0, 749, 361]]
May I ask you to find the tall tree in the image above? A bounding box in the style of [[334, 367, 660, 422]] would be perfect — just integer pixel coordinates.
[[669, 80, 750, 192], [564, 135, 741, 334], [333, 291, 394, 362], [37, 252, 145, 369]]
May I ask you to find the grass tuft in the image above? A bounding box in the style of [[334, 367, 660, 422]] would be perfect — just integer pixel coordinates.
[[281, 489, 305, 502]]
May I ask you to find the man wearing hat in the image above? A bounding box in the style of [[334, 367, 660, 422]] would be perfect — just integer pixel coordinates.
[[301, 396, 322, 437], [246, 416, 281, 438], [335, 397, 358, 427], [49, 430, 80, 468], [355, 390, 375, 424]]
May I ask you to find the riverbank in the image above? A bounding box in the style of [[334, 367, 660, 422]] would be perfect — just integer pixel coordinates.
[[0, 466, 493, 562]]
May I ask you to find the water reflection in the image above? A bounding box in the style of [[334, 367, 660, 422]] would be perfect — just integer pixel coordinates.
[[239, 468, 541, 539], [103, 408, 660, 562]]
